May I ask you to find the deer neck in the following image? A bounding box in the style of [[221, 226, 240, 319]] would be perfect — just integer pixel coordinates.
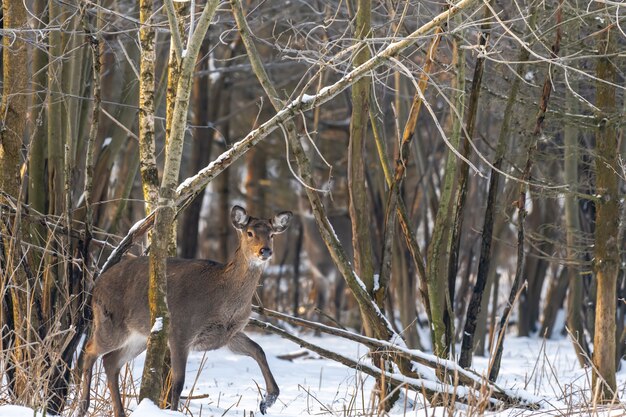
[[225, 246, 267, 291]]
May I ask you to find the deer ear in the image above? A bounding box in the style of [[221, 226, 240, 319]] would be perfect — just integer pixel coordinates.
[[271, 211, 292, 234], [231, 205, 249, 230]]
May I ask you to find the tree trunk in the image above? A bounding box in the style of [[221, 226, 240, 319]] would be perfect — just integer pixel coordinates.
[[455, 4, 491, 368], [138, 0, 159, 215], [427, 23, 464, 358], [591, 14, 618, 401], [0, 0, 30, 400], [348, 0, 377, 315]]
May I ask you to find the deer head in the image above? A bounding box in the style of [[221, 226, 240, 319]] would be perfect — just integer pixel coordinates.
[[231, 205, 292, 266]]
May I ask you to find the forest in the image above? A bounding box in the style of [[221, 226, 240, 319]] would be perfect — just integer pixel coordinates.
[[0, 0, 625, 415]]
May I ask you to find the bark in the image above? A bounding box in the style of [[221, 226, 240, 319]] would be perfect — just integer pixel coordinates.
[[28, 0, 48, 257], [348, 0, 377, 313], [164, 2, 188, 256], [473, 266, 495, 357], [591, 15, 618, 401], [62, 14, 84, 163], [427, 24, 464, 358], [137, 0, 162, 402], [138, 0, 159, 215], [0, 0, 30, 399], [394, 240, 421, 349], [43, 0, 66, 327], [454, 4, 492, 368], [76, 1, 102, 356], [47, 0, 65, 218]]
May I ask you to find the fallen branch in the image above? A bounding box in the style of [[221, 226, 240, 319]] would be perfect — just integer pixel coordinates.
[[252, 306, 540, 409], [249, 317, 540, 410]]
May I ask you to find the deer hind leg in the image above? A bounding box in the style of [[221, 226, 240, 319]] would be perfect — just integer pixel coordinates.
[[101, 333, 147, 417], [75, 340, 99, 417], [228, 332, 279, 415]]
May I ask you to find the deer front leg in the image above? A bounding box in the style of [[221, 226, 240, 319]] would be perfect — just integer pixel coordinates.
[[169, 343, 189, 412], [228, 332, 279, 414]]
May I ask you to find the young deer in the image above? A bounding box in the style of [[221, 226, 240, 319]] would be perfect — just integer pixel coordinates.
[[77, 206, 292, 417]]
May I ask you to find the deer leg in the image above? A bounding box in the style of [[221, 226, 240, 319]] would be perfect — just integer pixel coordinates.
[[76, 340, 99, 417], [228, 332, 279, 415], [169, 344, 189, 411], [101, 349, 128, 417]]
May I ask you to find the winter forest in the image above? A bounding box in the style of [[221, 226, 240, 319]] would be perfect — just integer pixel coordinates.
[[0, 0, 625, 415]]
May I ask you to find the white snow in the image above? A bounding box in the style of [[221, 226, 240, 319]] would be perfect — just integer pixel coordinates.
[[101, 137, 112, 148], [151, 317, 163, 333], [130, 399, 185, 416], [0, 405, 49, 417], [4, 333, 626, 416]]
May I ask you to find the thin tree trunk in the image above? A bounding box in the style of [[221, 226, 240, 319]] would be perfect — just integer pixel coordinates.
[[0, 0, 30, 400], [591, 13, 618, 401], [138, 0, 159, 215], [427, 23, 464, 358], [27, 0, 48, 271], [454, 4, 492, 368], [348, 0, 377, 314]]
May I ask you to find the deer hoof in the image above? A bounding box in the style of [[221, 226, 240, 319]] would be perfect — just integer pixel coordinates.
[[260, 392, 278, 414]]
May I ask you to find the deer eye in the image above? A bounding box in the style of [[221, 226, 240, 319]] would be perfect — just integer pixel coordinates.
[[270, 233, 274, 239], [247, 231, 254, 237]]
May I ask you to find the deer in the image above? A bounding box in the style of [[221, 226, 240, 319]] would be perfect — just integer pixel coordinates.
[[76, 205, 292, 417]]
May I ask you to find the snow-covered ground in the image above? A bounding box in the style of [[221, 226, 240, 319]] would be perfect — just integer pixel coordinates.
[[1, 331, 625, 416]]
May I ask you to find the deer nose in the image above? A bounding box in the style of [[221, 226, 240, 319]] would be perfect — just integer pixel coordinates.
[[259, 247, 272, 259]]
